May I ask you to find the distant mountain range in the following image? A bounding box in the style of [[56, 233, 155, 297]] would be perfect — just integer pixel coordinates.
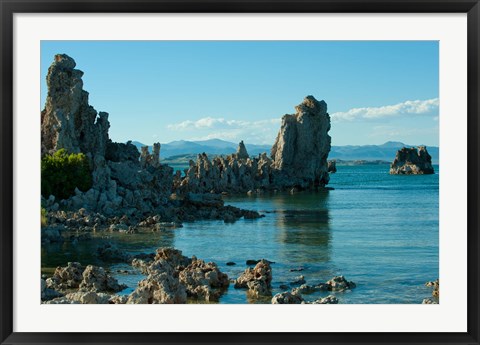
[[131, 139, 439, 164], [330, 141, 439, 163], [131, 139, 271, 158]]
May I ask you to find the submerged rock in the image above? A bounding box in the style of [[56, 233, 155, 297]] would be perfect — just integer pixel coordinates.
[[96, 242, 132, 263], [184, 193, 224, 208], [290, 275, 307, 286], [390, 146, 434, 175], [291, 284, 327, 295], [325, 276, 356, 291], [246, 259, 274, 265]]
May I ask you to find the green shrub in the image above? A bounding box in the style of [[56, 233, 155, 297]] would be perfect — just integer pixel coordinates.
[[41, 207, 48, 227], [41, 149, 93, 199]]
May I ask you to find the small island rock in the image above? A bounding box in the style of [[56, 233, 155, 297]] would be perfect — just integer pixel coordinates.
[[390, 146, 434, 175]]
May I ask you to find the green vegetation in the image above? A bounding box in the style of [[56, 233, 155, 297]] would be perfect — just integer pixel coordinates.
[[41, 149, 92, 199], [41, 207, 47, 227]]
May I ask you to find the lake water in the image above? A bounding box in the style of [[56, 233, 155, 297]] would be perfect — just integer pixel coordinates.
[[42, 164, 439, 304]]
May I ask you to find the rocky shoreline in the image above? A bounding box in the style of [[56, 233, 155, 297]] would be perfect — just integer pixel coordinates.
[[41, 246, 357, 304], [41, 192, 264, 245]]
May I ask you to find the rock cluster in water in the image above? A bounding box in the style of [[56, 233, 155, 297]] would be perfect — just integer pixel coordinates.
[[43, 248, 231, 304], [41, 245, 357, 304], [390, 146, 434, 175], [271, 275, 356, 304]]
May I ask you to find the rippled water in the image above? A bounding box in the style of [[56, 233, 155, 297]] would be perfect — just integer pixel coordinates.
[[42, 164, 439, 304]]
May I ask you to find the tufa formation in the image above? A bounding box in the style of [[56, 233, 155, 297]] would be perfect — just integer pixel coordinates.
[[271, 96, 331, 188], [175, 96, 332, 193], [389, 146, 435, 175]]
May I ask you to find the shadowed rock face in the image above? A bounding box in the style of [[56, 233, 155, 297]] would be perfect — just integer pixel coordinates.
[[41, 54, 111, 190], [41, 54, 110, 159], [271, 96, 331, 188], [390, 146, 434, 175]]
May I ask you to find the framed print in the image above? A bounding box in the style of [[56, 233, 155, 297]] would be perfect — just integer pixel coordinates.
[[1, 1, 479, 344]]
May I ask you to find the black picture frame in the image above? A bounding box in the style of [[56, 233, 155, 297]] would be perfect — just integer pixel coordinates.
[[1, 1, 479, 344]]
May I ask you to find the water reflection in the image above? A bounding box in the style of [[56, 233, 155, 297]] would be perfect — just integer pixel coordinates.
[[41, 229, 176, 273], [42, 239, 107, 271], [272, 191, 331, 264]]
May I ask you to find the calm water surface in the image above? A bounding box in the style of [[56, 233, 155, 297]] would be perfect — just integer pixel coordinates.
[[42, 164, 439, 304]]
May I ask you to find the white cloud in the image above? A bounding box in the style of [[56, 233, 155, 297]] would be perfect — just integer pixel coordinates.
[[331, 98, 439, 121], [167, 117, 281, 145], [167, 117, 280, 131]]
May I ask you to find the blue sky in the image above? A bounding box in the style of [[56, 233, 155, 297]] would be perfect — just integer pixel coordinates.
[[41, 41, 439, 146]]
